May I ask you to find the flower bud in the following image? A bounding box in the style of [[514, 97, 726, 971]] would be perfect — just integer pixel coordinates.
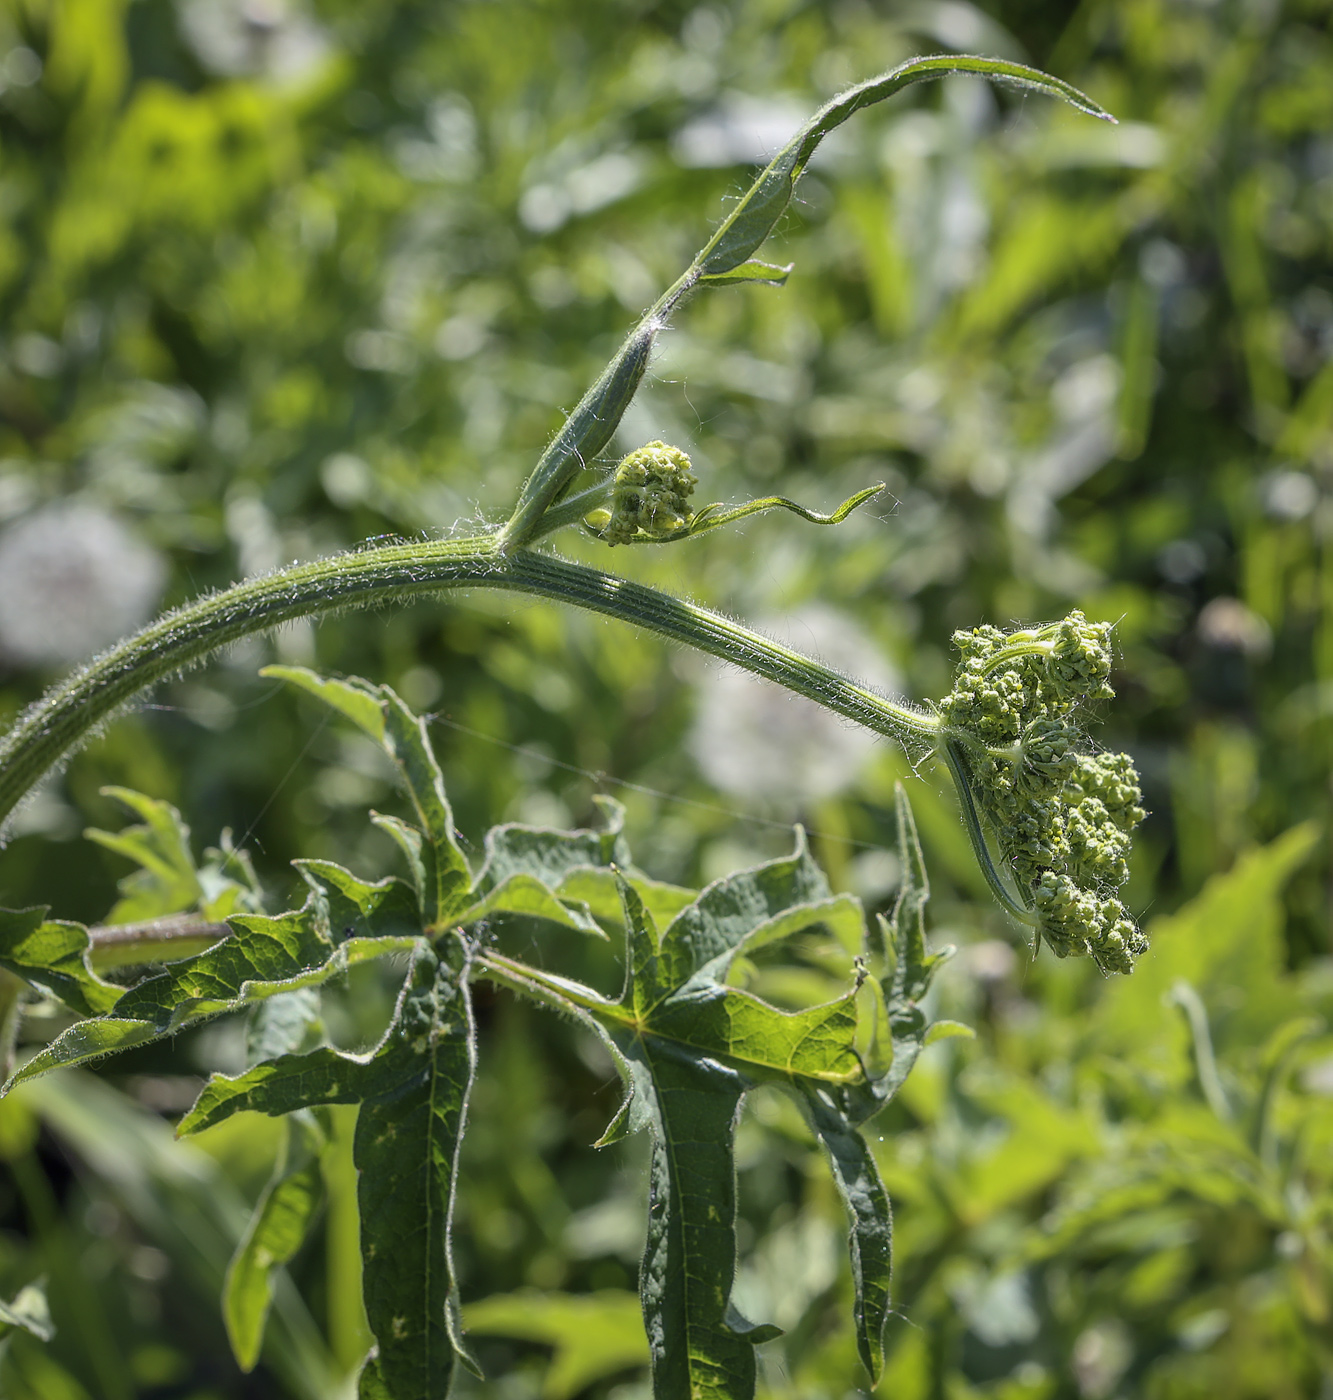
[[598, 441, 697, 545]]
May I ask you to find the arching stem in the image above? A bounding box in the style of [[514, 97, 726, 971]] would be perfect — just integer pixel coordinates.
[[0, 539, 937, 839]]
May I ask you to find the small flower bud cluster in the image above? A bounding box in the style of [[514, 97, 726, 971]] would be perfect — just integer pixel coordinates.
[[597, 441, 697, 544], [938, 612, 1148, 973]]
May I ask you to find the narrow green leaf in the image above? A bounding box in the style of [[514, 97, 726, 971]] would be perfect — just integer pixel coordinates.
[[612, 484, 885, 547], [354, 944, 481, 1396], [878, 783, 955, 1100], [83, 789, 263, 926], [371, 813, 429, 900], [183, 942, 480, 1395], [380, 692, 472, 926], [11, 929, 418, 1093], [463, 1290, 649, 1400], [554, 867, 696, 930], [697, 56, 1113, 279], [696, 259, 793, 287], [618, 877, 665, 1022], [923, 1019, 974, 1046], [687, 485, 883, 540], [0, 1280, 54, 1343], [264, 668, 472, 927], [799, 1088, 892, 1385], [648, 984, 863, 1085], [637, 1049, 769, 1400], [4, 1016, 161, 1093], [224, 1115, 324, 1372], [260, 667, 388, 741], [0, 907, 121, 1016]]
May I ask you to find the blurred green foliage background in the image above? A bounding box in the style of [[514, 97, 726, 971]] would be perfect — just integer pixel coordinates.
[[0, 0, 1331, 1395]]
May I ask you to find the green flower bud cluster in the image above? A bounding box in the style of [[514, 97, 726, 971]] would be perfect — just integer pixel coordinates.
[[938, 612, 1148, 974], [592, 441, 697, 545]]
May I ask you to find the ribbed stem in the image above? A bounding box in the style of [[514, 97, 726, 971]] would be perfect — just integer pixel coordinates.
[[0, 538, 937, 837]]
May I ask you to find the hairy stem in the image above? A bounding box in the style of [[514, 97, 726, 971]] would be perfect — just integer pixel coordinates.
[[88, 916, 232, 970], [0, 538, 937, 838]]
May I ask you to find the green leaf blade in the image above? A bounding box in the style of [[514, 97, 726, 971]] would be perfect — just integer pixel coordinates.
[[0, 907, 121, 1016], [355, 950, 480, 1397], [660, 831, 831, 989], [800, 1088, 893, 1385], [265, 669, 473, 927], [4, 1016, 161, 1093], [698, 55, 1111, 279], [647, 986, 864, 1085], [224, 1116, 324, 1372], [637, 1049, 763, 1400]]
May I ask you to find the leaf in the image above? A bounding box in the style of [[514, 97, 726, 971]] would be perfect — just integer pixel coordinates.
[[655, 829, 837, 990], [554, 867, 696, 931], [84, 787, 205, 923], [478, 845, 888, 1399], [457, 874, 607, 938], [470, 796, 630, 892], [0, 1280, 54, 1343], [85, 787, 260, 924], [463, 1289, 649, 1400], [183, 941, 479, 1397], [696, 258, 793, 287], [695, 56, 1112, 280], [5, 1017, 163, 1093], [924, 1020, 975, 1047], [798, 1089, 892, 1384], [637, 1049, 775, 1400], [5, 896, 418, 1092], [876, 783, 955, 1103], [357, 1356, 392, 1400], [112, 898, 418, 1033], [263, 668, 472, 927], [463, 799, 691, 940], [610, 484, 885, 546], [224, 1113, 324, 1372], [246, 987, 325, 1066], [0, 907, 121, 1016]]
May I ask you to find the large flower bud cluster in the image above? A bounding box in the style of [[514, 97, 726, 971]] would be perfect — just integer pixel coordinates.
[[597, 441, 697, 545], [937, 612, 1148, 973]]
